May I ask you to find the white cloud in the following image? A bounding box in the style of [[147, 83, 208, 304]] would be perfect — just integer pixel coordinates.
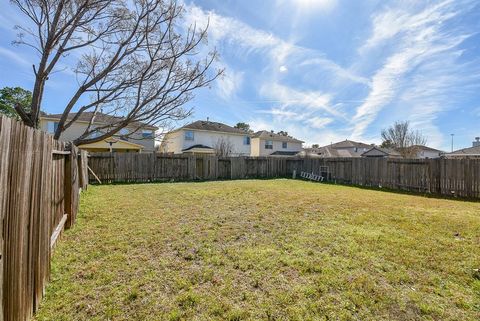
[[260, 82, 341, 117], [351, 0, 476, 142], [276, 0, 338, 12], [305, 117, 333, 129], [300, 57, 371, 86], [0, 46, 30, 66], [216, 69, 244, 100], [279, 65, 288, 73]]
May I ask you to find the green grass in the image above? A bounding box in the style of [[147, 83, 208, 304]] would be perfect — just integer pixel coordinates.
[[35, 180, 480, 320]]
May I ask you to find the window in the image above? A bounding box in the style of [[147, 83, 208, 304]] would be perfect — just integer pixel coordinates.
[[265, 140, 273, 149], [185, 130, 194, 141], [142, 129, 153, 139], [282, 142, 287, 149], [243, 136, 250, 145], [47, 121, 59, 134], [119, 128, 129, 141], [89, 130, 101, 138]]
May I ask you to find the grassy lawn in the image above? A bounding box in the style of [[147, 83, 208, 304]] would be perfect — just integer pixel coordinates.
[[36, 180, 480, 321]]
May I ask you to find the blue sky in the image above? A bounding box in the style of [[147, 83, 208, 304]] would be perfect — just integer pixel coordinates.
[[1, 0, 480, 150]]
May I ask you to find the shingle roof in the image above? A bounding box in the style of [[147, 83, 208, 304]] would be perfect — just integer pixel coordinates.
[[41, 112, 158, 130], [410, 145, 444, 152], [253, 130, 304, 143], [444, 146, 480, 156], [181, 120, 248, 134], [302, 145, 366, 157], [362, 147, 401, 156], [324, 139, 372, 149], [182, 144, 214, 151], [270, 151, 300, 156]]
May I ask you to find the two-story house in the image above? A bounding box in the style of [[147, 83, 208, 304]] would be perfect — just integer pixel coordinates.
[[250, 130, 303, 156], [300, 139, 372, 158], [159, 120, 252, 156], [40, 112, 158, 152]]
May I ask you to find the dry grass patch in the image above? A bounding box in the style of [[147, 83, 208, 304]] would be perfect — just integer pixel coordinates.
[[35, 180, 480, 320]]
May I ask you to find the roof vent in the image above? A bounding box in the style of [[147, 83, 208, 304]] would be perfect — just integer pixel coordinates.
[[473, 137, 480, 147]]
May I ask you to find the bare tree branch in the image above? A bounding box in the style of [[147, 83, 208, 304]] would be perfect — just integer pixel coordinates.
[[11, 0, 222, 143], [380, 120, 428, 158]]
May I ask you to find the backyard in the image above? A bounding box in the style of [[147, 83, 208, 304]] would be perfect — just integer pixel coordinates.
[[35, 180, 480, 320]]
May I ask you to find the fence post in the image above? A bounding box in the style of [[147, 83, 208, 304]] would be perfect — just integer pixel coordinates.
[[64, 145, 78, 229]]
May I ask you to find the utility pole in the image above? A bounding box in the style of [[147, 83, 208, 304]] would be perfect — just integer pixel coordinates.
[[451, 134, 454, 152]]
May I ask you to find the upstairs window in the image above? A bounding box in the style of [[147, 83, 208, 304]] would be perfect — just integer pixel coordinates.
[[142, 129, 153, 139], [185, 130, 194, 141], [265, 140, 273, 149], [119, 128, 129, 140], [282, 142, 287, 149], [243, 136, 251, 145], [47, 121, 59, 134]]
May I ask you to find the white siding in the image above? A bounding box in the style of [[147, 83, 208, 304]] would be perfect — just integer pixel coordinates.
[[160, 129, 251, 156]]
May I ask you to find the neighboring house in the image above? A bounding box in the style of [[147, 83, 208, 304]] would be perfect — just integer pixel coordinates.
[[39, 112, 158, 152], [159, 120, 251, 156], [250, 131, 303, 156], [408, 145, 444, 159], [300, 140, 372, 158], [442, 137, 480, 158], [361, 146, 401, 158]]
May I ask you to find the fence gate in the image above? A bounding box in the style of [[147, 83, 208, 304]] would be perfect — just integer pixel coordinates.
[[195, 157, 204, 179]]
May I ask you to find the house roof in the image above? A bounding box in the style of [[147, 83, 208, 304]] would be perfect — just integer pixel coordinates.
[[270, 151, 300, 156], [253, 130, 304, 143], [362, 146, 401, 157], [41, 112, 158, 130], [325, 140, 372, 149], [181, 120, 248, 135], [443, 145, 480, 156], [182, 144, 214, 152], [410, 145, 444, 152], [78, 138, 144, 150], [302, 145, 365, 158]]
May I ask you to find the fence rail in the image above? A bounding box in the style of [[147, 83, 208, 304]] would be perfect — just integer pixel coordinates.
[[88, 153, 480, 198], [0, 116, 88, 321]]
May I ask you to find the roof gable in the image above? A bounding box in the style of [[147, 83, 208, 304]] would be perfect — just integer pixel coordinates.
[[325, 140, 372, 149], [445, 145, 480, 155], [182, 121, 248, 135], [253, 130, 304, 143]]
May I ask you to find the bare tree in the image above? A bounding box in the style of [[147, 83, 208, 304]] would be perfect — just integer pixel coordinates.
[[214, 137, 233, 157], [381, 121, 427, 157], [11, 0, 221, 145]]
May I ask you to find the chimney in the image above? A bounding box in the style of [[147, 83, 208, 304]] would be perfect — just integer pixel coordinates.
[[473, 137, 480, 147]]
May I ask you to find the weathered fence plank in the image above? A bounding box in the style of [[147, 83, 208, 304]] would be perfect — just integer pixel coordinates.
[[0, 116, 88, 321]]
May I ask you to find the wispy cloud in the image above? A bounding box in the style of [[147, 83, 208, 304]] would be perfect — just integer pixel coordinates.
[[275, 0, 338, 13], [0, 46, 30, 66], [351, 0, 478, 145], [216, 68, 244, 100]]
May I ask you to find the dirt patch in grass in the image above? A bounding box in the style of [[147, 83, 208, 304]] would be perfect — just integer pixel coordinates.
[[35, 180, 480, 320]]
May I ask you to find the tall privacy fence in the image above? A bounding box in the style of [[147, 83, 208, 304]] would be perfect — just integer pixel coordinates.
[[0, 116, 88, 321], [89, 153, 480, 198]]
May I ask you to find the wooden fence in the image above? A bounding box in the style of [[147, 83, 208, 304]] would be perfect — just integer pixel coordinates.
[[88, 153, 480, 198], [0, 116, 88, 321]]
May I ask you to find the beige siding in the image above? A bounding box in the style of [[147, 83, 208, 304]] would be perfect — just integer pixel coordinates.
[[252, 138, 302, 156], [39, 118, 156, 152]]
